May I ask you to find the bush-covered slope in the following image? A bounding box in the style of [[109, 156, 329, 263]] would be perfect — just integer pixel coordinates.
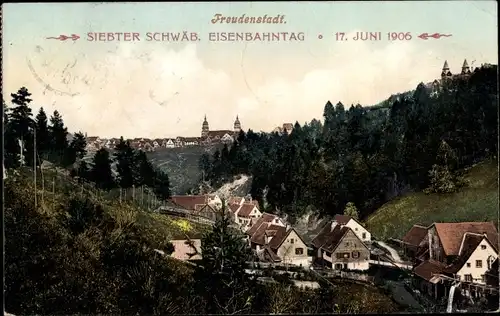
[[4, 168, 208, 315], [365, 158, 499, 240]]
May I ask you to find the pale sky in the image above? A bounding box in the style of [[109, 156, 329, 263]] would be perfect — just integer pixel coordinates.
[[2, 1, 498, 138]]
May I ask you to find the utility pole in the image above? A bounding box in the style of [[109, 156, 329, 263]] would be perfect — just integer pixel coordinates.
[[19, 137, 24, 166], [141, 186, 144, 206], [34, 128, 37, 209]]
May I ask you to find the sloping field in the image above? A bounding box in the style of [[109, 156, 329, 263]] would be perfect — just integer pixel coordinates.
[[365, 159, 498, 240]]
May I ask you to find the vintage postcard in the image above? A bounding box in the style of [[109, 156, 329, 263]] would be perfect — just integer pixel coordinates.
[[3, 1, 499, 315]]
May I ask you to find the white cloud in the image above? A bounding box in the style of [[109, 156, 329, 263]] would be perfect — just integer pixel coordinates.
[[3, 33, 459, 138]]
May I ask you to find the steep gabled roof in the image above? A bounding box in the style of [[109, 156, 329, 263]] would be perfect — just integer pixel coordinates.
[[402, 224, 428, 247], [433, 222, 498, 256], [251, 223, 284, 245], [446, 233, 498, 274], [268, 227, 307, 251], [414, 259, 448, 282], [237, 203, 258, 218], [333, 214, 352, 225], [246, 213, 279, 236], [170, 195, 208, 211], [322, 226, 351, 253]]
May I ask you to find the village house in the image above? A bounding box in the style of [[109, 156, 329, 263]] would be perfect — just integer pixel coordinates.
[[206, 194, 223, 209], [272, 123, 294, 135], [412, 222, 498, 300], [400, 224, 429, 261], [152, 139, 162, 149], [164, 138, 175, 148], [85, 136, 102, 151], [194, 204, 219, 222], [248, 219, 310, 267], [228, 196, 245, 206], [170, 195, 207, 211], [169, 195, 221, 221], [311, 221, 371, 271], [332, 214, 372, 243], [229, 203, 262, 232]]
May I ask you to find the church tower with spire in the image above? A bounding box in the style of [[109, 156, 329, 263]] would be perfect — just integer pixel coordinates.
[[461, 59, 471, 75], [233, 115, 241, 134], [441, 60, 452, 80], [201, 115, 209, 138]]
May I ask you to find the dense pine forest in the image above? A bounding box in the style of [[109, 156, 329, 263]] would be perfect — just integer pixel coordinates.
[[199, 65, 498, 220], [3, 64, 497, 315], [3, 87, 172, 200]]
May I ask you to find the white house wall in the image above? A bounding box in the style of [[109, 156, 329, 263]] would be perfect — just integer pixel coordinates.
[[347, 261, 370, 271], [345, 219, 372, 242], [276, 230, 310, 267], [456, 239, 498, 284]]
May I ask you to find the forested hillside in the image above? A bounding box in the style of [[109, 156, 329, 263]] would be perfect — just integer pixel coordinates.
[[3, 85, 401, 315], [199, 65, 498, 220]]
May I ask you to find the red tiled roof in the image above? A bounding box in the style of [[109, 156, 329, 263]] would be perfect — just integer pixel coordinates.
[[311, 222, 348, 250], [170, 195, 208, 211], [249, 199, 260, 209], [323, 226, 351, 253], [251, 223, 284, 246], [267, 226, 291, 250], [246, 213, 278, 236], [229, 197, 244, 205], [237, 203, 258, 218], [333, 214, 352, 225], [414, 259, 448, 281], [402, 224, 428, 247], [228, 204, 241, 215], [434, 222, 498, 256]]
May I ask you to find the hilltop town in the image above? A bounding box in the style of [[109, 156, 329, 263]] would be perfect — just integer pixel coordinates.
[[85, 116, 295, 152]]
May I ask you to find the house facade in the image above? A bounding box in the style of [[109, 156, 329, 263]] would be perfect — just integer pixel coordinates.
[[248, 221, 311, 267], [333, 214, 372, 243], [311, 222, 370, 271], [232, 203, 262, 232], [207, 194, 222, 209], [412, 222, 499, 300], [401, 224, 429, 261], [271, 228, 311, 267]]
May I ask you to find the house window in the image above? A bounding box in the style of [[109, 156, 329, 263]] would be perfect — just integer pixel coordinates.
[[290, 239, 295, 244], [345, 242, 350, 247], [295, 248, 304, 255], [362, 233, 367, 239], [476, 260, 482, 268], [343, 253, 350, 259], [355, 228, 358, 231], [352, 251, 359, 258], [464, 274, 473, 282], [336, 253, 343, 259], [466, 263, 471, 268], [481, 245, 486, 250]]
